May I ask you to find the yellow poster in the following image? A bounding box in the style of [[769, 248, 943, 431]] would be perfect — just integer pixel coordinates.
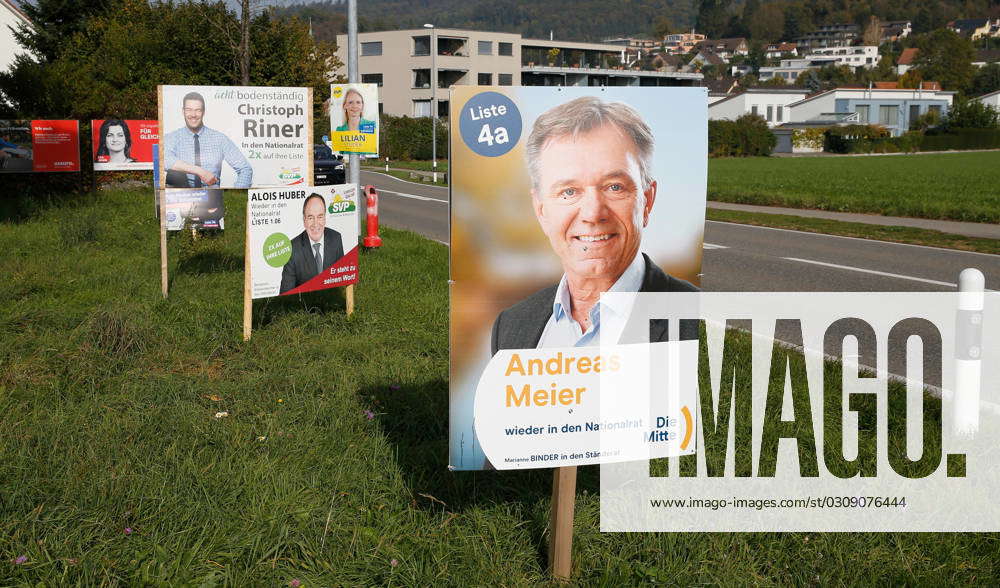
[[329, 83, 379, 156]]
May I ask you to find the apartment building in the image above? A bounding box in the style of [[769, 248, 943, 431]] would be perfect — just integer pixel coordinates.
[[759, 46, 879, 82], [708, 88, 810, 127], [1, 0, 31, 73], [786, 85, 955, 136], [334, 28, 702, 117], [796, 23, 859, 51], [664, 32, 706, 54]]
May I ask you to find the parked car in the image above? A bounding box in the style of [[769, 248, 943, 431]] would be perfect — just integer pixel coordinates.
[[313, 144, 345, 185]]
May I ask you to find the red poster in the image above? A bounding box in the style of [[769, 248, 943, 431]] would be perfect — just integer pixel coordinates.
[[30, 120, 80, 172], [92, 119, 158, 171]]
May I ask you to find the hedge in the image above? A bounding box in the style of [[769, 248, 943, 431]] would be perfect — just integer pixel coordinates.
[[378, 115, 448, 160], [708, 114, 776, 157], [824, 125, 1000, 154]]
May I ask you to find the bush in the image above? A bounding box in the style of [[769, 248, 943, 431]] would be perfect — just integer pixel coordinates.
[[943, 100, 1000, 130], [823, 125, 890, 153], [919, 128, 1000, 150], [379, 115, 448, 160], [708, 114, 776, 157], [791, 128, 826, 150]]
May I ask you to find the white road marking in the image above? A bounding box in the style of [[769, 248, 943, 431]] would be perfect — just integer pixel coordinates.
[[708, 220, 999, 258], [782, 257, 989, 289], [703, 243, 728, 249], [379, 189, 448, 204]]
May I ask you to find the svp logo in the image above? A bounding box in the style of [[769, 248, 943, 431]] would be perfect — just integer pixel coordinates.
[[328, 192, 356, 214], [278, 168, 304, 185], [332, 86, 344, 99]]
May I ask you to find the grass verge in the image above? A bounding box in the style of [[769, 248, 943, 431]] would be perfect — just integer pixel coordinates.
[[364, 168, 448, 186], [707, 208, 1000, 255], [708, 152, 1000, 223], [1, 188, 996, 584], [361, 159, 449, 173]]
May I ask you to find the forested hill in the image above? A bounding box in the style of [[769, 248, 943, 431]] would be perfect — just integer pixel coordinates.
[[274, 0, 697, 42]]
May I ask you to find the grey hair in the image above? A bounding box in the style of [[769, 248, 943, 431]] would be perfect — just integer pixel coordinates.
[[525, 96, 655, 191]]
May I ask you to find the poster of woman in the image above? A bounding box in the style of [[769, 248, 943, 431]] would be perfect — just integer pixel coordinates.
[[329, 83, 379, 156], [92, 119, 158, 171]]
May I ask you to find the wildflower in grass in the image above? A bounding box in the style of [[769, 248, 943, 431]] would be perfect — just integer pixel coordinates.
[[390, 558, 399, 567], [364, 409, 375, 420], [124, 527, 133, 535], [214, 411, 229, 419], [13, 555, 27, 565], [257, 436, 267, 442], [289, 579, 301, 587], [278, 399, 284, 403]]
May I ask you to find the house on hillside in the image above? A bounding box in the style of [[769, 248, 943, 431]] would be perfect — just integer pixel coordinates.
[[784, 83, 955, 137], [796, 23, 859, 51], [765, 43, 798, 59], [651, 53, 688, 72], [692, 38, 748, 60], [708, 87, 810, 127], [690, 49, 727, 69], [973, 89, 1000, 110], [947, 18, 992, 40], [664, 32, 705, 54], [973, 49, 1000, 68], [759, 46, 879, 82], [1, 0, 31, 74], [703, 76, 740, 103], [896, 47, 919, 75], [880, 20, 912, 43]]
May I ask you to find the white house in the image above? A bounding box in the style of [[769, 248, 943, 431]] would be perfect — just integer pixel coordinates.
[[1, 0, 31, 73], [708, 88, 810, 127], [785, 85, 956, 136], [972, 89, 1000, 110]]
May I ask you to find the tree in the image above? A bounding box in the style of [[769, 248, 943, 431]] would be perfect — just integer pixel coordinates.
[[652, 16, 675, 41], [862, 15, 881, 46], [913, 29, 976, 93], [696, 0, 730, 38], [760, 75, 788, 87], [944, 99, 1000, 129], [748, 4, 785, 44], [971, 63, 1000, 96], [13, 0, 116, 63]]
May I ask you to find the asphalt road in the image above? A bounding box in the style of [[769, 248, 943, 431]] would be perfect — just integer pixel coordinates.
[[360, 169, 1000, 292]]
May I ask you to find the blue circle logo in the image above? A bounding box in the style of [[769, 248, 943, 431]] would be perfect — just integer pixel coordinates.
[[458, 91, 522, 157]]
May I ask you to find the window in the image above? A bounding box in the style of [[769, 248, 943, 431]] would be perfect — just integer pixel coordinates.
[[498, 73, 513, 86], [361, 73, 383, 86], [413, 36, 430, 56], [413, 100, 431, 117], [776, 106, 783, 122], [361, 42, 382, 56], [855, 104, 870, 123], [413, 69, 431, 88], [766, 105, 773, 121], [878, 104, 898, 126], [478, 41, 492, 55], [909, 104, 920, 123], [478, 72, 492, 85], [499, 42, 513, 56], [751, 105, 759, 116], [929, 104, 942, 117]]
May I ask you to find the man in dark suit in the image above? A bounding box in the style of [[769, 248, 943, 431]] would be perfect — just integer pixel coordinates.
[[280, 193, 344, 294], [491, 96, 698, 355]]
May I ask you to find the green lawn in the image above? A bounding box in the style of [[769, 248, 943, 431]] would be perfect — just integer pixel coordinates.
[[1, 189, 998, 584], [708, 152, 1000, 223], [360, 159, 449, 173]]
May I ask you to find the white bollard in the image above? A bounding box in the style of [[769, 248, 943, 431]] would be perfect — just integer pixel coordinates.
[[954, 268, 985, 438]]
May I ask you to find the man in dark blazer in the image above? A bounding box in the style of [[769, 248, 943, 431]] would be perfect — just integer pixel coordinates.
[[490, 96, 698, 355], [280, 193, 344, 294]]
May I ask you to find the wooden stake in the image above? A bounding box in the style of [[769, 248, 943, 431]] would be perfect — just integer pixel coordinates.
[[158, 86, 169, 298], [345, 284, 355, 316], [243, 201, 252, 341], [549, 465, 577, 581]]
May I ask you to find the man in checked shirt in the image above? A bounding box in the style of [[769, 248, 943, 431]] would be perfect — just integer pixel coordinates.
[[164, 91, 253, 188]]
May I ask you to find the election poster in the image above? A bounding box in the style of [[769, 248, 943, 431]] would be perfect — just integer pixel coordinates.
[[329, 83, 379, 156], [0, 119, 80, 173], [92, 119, 158, 171], [158, 85, 313, 189], [247, 184, 359, 299], [156, 188, 225, 231], [448, 87, 708, 471]]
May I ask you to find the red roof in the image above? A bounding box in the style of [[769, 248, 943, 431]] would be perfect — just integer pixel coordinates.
[[897, 48, 919, 65]]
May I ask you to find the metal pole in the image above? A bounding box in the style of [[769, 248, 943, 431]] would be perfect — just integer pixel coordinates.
[[431, 26, 438, 183], [347, 0, 360, 231]]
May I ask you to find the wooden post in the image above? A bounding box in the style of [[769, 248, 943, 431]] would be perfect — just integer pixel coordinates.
[[243, 202, 252, 341], [346, 284, 355, 316], [549, 465, 577, 581], [158, 87, 169, 298]]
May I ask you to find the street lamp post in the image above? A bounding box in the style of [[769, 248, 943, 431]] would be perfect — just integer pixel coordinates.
[[424, 23, 438, 183]]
